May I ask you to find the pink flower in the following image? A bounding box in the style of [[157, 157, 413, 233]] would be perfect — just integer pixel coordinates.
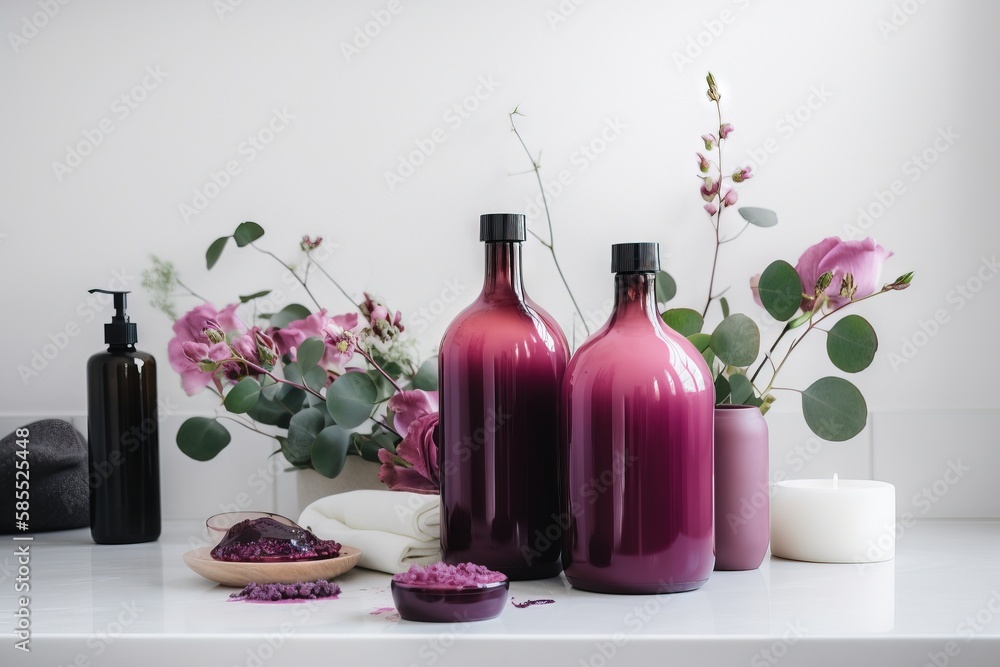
[[300, 235, 323, 252], [732, 166, 753, 183], [271, 310, 361, 370], [701, 134, 717, 150], [795, 237, 894, 311], [696, 152, 711, 173], [361, 293, 405, 340], [704, 203, 718, 216], [178, 341, 231, 393], [323, 313, 360, 370], [700, 177, 720, 202], [168, 303, 244, 395], [389, 389, 439, 435], [722, 188, 738, 207], [749, 273, 764, 308], [378, 413, 440, 494], [719, 123, 734, 139]]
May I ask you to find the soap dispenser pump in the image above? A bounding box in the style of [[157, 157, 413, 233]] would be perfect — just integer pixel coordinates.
[[86, 289, 161, 544]]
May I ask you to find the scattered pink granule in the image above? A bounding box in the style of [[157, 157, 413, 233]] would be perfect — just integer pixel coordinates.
[[392, 562, 508, 588], [229, 579, 341, 602]]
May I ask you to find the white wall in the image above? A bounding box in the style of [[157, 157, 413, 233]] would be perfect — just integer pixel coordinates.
[[2, 0, 997, 519]]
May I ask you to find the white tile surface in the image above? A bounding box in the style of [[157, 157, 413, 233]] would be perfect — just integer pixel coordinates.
[[4, 520, 1000, 666], [872, 411, 1000, 519]]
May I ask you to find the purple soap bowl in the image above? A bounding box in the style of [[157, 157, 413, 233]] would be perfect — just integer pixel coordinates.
[[390, 579, 509, 623]]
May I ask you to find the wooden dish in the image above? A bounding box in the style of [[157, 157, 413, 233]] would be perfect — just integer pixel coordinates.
[[183, 546, 362, 587]]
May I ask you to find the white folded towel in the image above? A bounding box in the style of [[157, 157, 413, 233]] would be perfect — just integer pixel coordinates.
[[298, 490, 441, 574]]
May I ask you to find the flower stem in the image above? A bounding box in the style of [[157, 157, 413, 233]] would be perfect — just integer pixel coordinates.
[[250, 242, 324, 311], [308, 256, 364, 314], [509, 109, 590, 336], [701, 99, 725, 319], [356, 347, 403, 393], [217, 414, 281, 441], [176, 278, 207, 302]]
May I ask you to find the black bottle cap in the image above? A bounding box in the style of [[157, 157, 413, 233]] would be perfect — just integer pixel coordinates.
[[89, 289, 138, 346], [611, 242, 660, 273], [480, 213, 526, 242]]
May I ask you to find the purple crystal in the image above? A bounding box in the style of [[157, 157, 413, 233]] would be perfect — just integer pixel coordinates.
[[229, 579, 341, 602], [210, 517, 341, 562]]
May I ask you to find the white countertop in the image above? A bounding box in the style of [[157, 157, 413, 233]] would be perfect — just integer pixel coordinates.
[[3, 520, 1000, 666]]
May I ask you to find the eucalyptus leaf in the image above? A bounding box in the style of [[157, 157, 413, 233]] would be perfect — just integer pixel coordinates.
[[369, 369, 396, 402], [247, 395, 293, 428], [176, 417, 231, 461], [715, 374, 732, 404], [206, 236, 229, 270], [662, 308, 704, 337], [278, 436, 310, 468], [411, 357, 439, 391], [655, 271, 677, 305], [358, 436, 385, 462], [728, 372, 754, 405], [710, 314, 760, 367], [687, 333, 711, 353], [826, 315, 878, 373], [259, 375, 280, 400], [326, 372, 378, 428], [285, 407, 326, 465], [720, 297, 730, 319], [758, 260, 802, 321], [737, 206, 778, 228], [801, 377, 868, 442], [297, 337, 326, 371], [303, 365, 328, 394], [274, 386, 307, 414], [239, 289, 272, 303], [269, 303, 312, 329], [223, 377, 261, 414], [233, 221, 265, 247], [311, 425, 351, 478]]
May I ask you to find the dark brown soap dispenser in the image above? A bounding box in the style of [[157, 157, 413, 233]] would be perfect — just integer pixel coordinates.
[[86, 289, 160, 544]]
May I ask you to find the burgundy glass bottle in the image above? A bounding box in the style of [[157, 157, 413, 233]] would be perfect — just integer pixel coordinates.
[[439, 213, 569, 580], [561, 243, 714, 593]]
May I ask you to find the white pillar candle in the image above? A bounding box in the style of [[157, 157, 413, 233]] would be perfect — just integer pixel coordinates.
[[770, 476, 896, 563]]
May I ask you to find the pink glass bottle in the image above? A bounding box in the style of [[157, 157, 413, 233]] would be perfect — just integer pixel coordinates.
[[439, 213, 570, 580], [561, 242, 715, 593]]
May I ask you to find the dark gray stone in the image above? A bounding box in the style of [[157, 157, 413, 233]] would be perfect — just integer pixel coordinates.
[[0, 419, 89, 533]]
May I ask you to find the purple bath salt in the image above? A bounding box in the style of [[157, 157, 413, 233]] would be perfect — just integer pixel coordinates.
[[392, 562, 508, 588], [229, 579, 341, 602], [211, 517, 341, 562]]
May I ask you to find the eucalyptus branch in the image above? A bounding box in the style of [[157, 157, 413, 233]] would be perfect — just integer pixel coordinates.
[[225, 357, 325, 401], [217, 414, 281, 441], [754, 287, 900, 396], [508, 108, 590, 336]]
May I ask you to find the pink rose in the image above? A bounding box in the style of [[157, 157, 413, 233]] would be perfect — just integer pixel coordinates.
[[378, 413, 440, 494], [389, 389, 439, 435], [796, 237, 894, 311], [168, 303, 244, 395]]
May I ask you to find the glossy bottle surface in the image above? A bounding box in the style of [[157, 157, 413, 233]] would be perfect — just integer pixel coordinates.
[[562, 271, 714, 593], [87, 347, 161, 544], [439, 241, 569, 580]]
